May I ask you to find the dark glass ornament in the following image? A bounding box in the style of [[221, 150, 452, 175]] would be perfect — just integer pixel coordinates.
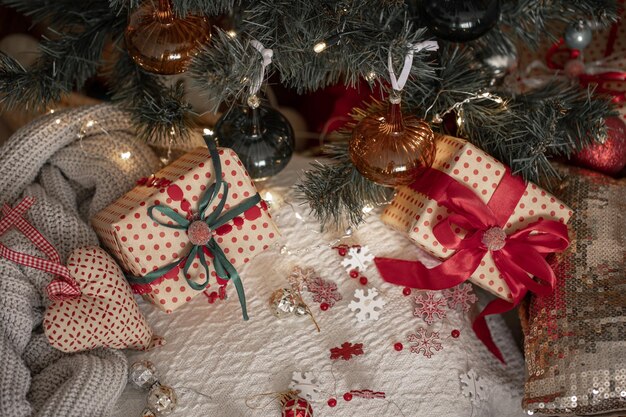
[[421, 0, 501, 42], [214, 99, 295, 181]]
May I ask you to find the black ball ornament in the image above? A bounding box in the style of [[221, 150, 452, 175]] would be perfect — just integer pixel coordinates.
[[214, 98, 295, 181], [421, 0, 501, 43]]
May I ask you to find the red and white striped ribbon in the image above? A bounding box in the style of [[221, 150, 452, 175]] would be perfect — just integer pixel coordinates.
[[0, 197, 81, 300]]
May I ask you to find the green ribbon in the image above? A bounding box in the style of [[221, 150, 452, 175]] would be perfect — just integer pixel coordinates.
[[127, 136, 261, 320]]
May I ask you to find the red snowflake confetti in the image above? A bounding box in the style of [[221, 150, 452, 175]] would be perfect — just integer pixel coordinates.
[[407, 328, 443, 358], [414, 292, 447, 324], [443, 283, 478, 312], [288, 266, 316, 292], [330, 342, 364, 360], [307, 276, 342, 307]]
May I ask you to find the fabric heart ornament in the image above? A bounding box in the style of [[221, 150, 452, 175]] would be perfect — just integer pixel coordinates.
[[43, 246, 160, 352], [0, 197, 161, 353]]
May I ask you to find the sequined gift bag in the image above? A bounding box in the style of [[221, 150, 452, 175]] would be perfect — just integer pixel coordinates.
[[522, 165, 626, 416]]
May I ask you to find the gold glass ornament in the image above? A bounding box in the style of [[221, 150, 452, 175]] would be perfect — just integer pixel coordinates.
[[348, 97, 436, 187], [125, 0, 211, 74]]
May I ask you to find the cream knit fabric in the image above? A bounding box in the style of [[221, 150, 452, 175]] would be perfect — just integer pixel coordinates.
[[0, 104, 161, 417]]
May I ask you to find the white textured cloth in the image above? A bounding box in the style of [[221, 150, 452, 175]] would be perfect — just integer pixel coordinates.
[[0, 104, 161, 417], [112, 156, 528, 417]]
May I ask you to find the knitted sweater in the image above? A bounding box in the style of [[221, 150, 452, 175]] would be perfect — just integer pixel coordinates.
[[0, 105, 161, 417]]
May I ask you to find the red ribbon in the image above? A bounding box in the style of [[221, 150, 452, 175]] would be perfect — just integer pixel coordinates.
[[0, 197, 81, 300], [374, 168, 569, 362]]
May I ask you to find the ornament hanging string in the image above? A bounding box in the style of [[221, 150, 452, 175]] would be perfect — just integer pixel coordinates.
[[249, 39, 273, 97], [245, 390, 300, 410], [387, 40, 438, 94]]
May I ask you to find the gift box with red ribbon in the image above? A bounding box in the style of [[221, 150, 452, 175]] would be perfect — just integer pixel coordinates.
[[377, 135, 572, 361], [92, 138, 279, 316]]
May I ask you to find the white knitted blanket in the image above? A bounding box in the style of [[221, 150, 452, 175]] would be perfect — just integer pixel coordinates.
[[0, 105, 528, 416], [112, 156, 528, 417], [0, 105, 161, 417]]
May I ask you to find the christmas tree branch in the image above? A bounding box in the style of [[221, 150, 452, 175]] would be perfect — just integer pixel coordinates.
[[108, 0, 237, 16], [0, 0, 123, 110], [295, 146, 393, 231], [110, 52, 193, 145]]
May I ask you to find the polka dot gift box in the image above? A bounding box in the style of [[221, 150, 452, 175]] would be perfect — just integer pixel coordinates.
[[91, 140, 279, 314], [380, 135, 572, 301]]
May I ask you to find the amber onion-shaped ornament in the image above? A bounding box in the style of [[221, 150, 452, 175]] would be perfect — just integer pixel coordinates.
[[125, 0, 211, 74], [348, 98, 436, 186]]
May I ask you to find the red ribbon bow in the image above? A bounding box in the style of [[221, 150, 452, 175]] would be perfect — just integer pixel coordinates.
[[375, 167, 569, 362], [0, 197, 81, 300]]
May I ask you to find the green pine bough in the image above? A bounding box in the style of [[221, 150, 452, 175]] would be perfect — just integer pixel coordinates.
[[0, 0, 619, 229]]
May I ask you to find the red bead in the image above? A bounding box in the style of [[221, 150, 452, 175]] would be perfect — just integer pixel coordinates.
[[320, 302, 329, 311], [327, 398, 337, 407], [451, 329, 460, 338], [338, 248, 347, 256], [394, 342, 403, 351], [343, 392, 353, 402], [349, 269, 359, 278], [359, 277, 368, 285], [402, 287, 412, 296]]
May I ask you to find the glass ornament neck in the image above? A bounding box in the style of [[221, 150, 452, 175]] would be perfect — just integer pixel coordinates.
[[245, 105, 263, 139], [386, 96, 405, 133], [156, 0, 174, 23]]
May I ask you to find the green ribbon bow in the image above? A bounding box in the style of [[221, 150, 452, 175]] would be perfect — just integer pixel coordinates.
[[127, 136, 261, 320]]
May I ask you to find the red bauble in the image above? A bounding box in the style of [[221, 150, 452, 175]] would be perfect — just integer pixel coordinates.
[[571, 117, 626, 175], [282, 396, 313, 417]]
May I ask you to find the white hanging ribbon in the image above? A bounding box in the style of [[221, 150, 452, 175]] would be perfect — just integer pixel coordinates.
[[388, 40, 439, 92], [249, 39, 273, 96]]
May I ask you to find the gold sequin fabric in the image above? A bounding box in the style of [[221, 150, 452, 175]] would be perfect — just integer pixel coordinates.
[[523, 165, 626, 416]]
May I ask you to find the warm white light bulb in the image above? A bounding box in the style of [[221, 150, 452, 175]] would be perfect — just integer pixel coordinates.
[[203, 128, 214, 136], [313, 42, 327, 53], [120, 151, 131, 160]]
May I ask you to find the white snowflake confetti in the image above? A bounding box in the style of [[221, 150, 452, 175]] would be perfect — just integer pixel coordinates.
[[341, 246, 374, 272], [407, 328, 443, 358], [443, 283, 478, 312], [289, 371, 321, 402], [414, 292, 447, 324], [306, 276, 342, 307], [459, 369, 487, 404], [348, 288, 386, 322]]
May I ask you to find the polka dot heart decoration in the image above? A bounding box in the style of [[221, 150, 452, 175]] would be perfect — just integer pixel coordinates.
[[44, 246, 160, 352]]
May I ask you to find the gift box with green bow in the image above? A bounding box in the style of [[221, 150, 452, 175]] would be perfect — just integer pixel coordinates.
[[92, 138, 279, 315]]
